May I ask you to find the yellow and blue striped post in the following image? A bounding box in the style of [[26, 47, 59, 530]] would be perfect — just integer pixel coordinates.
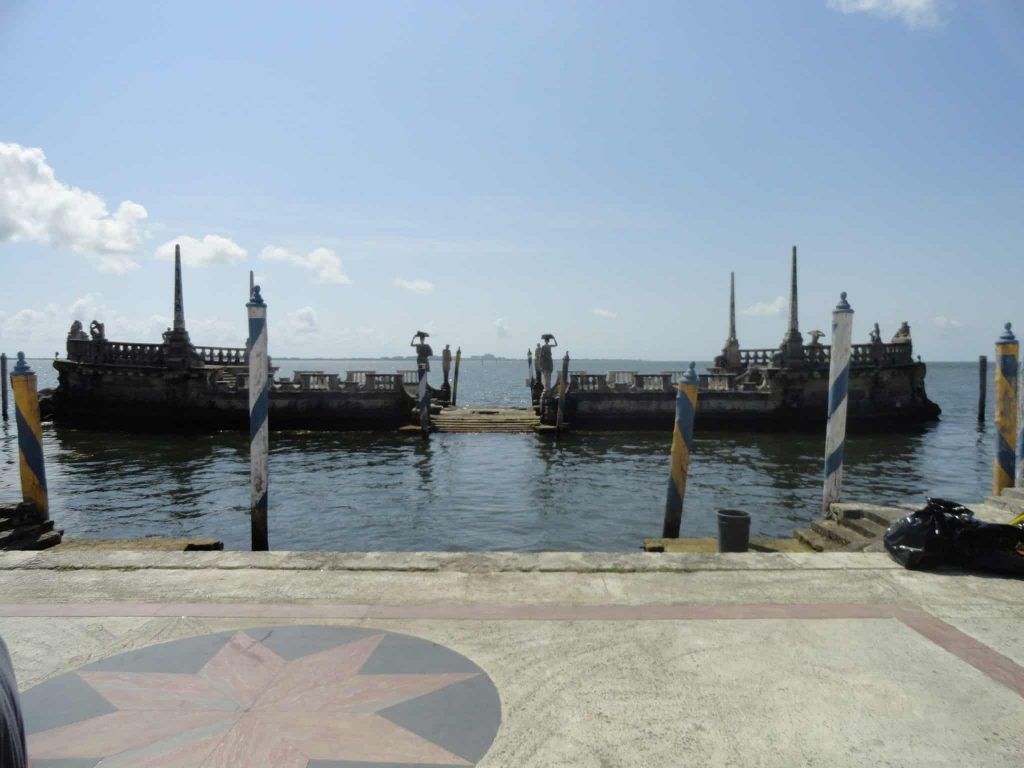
[[10, 353, 48, 519], [823, 292, 854, 517], [662, 362, 699, 538], [451, 347, 461, 407], [993, 322, 1018, 495], [555, 352, 570, 435], [247, 285, 270, 551]]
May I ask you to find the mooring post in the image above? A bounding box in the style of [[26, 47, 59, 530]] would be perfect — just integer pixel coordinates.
[[1, 353, 8, 421], [10, 353, 48, 519], [555, 352, 570, 435], [823, 292, 854, 517], [451, 347, 461, 407], [418, 361, 430, 439], [1018, 354, 1024, 489], [978, 355, 987, 423], [527, 348, 534, 390], [993, 323, 1018, 495], [247, 285, 270, 551], [663, 362, 699, 538]]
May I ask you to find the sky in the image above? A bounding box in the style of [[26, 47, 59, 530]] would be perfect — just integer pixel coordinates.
[[1, 0, 1022, 360]]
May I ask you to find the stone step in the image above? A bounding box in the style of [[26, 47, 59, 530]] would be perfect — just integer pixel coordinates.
[[0, 517, 14, 534], [830, 502, 906, 529], [811, 519, 874, 551], [968, 503, 1017, 524], [985, 495, 1024, 514], [794, 528, 832, 552], [839, 516, 889, 540], [1001, 487, 1024, 500]]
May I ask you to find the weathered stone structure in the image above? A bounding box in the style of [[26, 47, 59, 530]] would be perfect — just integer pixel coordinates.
[[50, 249, 444, 432], [538, 251, 941, 431]]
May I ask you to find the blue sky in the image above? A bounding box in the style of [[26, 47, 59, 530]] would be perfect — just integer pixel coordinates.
[[1, 0, 1022, 360]]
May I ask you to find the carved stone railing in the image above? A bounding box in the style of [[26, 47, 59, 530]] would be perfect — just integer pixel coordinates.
[[368, 374, 403, 392], [196, 346, 246, 366], [636, 373, 671, 391], [738, 349, 777, 366], [664, 371, 692, 386], [607, 371, 637, 390], [66, 338, 166, 367], [399, 370, 420, 386], [345, 371, 376, 386], [570, 373, 608, 392]]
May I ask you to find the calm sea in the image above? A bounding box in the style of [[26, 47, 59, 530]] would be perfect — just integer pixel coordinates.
[[0, 358, 993, 551]]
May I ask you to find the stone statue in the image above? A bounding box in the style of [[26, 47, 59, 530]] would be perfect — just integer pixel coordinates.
[[538, 334, 557, 393], [410, 331, 433, 372], [891, 321, 912, 344], [869, 323, 882, 345], [67, 320, 89, 341], [442, 344, 452, 386], [89, 320, 105, 341]]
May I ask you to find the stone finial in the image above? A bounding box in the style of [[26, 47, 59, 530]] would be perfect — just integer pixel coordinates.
[[998, 322, 1016, 343], [682, 361, 698, 385], [12, 351, 32, 376]]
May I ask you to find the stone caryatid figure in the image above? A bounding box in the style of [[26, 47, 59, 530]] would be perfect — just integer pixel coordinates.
[[538, 334, 557, 393], [410, 331, 433, 372], [869, 323, 882, 345], [89, 320, 105, 341], [442, 344, 452, 387], [891, 321, 912, 344], [67, 320, 89, 341]]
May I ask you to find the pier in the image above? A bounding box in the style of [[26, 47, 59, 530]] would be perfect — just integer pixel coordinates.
[[431, 406, 542, 433]]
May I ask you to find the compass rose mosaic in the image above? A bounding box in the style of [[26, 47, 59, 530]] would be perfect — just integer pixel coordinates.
[[21, 625, 502, 767]]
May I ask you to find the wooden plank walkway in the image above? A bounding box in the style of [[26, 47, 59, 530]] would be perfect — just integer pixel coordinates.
[[432, 406, 542, 433]]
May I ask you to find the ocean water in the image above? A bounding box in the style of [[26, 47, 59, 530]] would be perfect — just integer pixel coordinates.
[[0, 358, 995, 551]]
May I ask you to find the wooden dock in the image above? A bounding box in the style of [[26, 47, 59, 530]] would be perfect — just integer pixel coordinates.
[[431, 406, 543, 433]]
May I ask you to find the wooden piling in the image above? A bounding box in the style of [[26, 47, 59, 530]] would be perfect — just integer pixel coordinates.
[[1, 352, 7, 421], [662, 363, 699, 538], [418, 362, 430, 439], [555, 352, 570, 435], [978, 355, 987, 423], [451, 347, 461, 407], [247, 285, 270, 551], [823, 292, 854, 517]]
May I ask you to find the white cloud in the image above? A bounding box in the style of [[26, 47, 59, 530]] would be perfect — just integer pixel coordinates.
[[826, 0, 944, 29], [495, 318, 510, 338], [394, 277, 435, 295], [933, 315, 961, 329], [156, 235, 247, 267], [0, 142, 148, 270], [259, 245, 350, 285], [592, 308, 617, 320], [742, 296, 787, 317], [285, 306, 319, 336]]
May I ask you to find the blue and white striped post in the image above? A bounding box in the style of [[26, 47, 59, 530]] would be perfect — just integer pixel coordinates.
[[823, 292, 854, 517], [247, 285, 269, 551], [418, 362, 430, 438], [993, 323, 1017, 495], [10, 353, 48, 519], [663, 362, 699, 538], [555, 352, 570, 435]]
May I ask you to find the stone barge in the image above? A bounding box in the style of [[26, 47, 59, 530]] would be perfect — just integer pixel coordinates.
[[534, 249, 941, 431], [49, 250, 446, 432]]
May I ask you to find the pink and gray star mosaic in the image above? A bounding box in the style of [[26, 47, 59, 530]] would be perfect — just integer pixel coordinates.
[[21, 625, 501, 767]]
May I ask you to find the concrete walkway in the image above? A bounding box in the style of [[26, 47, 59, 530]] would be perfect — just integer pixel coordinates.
[[1, 550, 1022, 767]]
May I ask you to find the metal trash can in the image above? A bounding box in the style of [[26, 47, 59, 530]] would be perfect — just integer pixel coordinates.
[[717, 509, 751, 553]]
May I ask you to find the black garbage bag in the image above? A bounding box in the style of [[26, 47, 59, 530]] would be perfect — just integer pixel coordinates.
[[884, 498, 1024, 575]]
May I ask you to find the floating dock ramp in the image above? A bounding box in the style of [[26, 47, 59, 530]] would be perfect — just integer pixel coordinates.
[[431, 406, 542, 433]]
